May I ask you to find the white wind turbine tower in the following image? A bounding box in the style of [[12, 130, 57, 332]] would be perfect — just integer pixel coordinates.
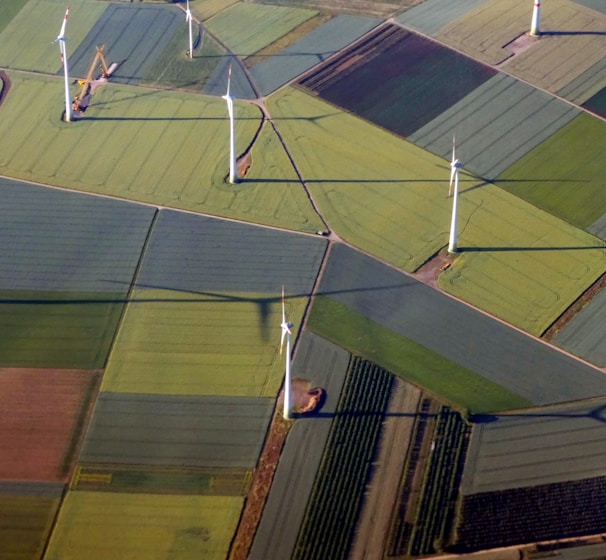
[[185, 0, 193, 59], [222, 64, 238, 184], [530, 0, 541, 37], [448, 140, 462, 253], [449, 136, 457, 197], [280, 285, 294, 420], [55, 5, 72, 122]]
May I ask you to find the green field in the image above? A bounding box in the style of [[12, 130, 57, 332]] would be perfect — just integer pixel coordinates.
[[192, 0, 239, 21], [0, 72, 323, 232], [0, 290, 123, 369], [439, 179, 606, 335], [0, 0, 28, 34], [0, 0, 107, 73], [101, 289, 309, 397], [0, 494, 59, 560], [268, 86, 462, 272], [308, 296, 531, 413], [206, 3, 317, 57], [497, 113, 606, 230], [44, 491, 243, 560]]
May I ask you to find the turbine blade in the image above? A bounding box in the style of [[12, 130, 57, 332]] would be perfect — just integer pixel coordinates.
[[226, 64, 232, 97], [281, 285, 286, 324], [58, 6, 69, 40], [451, 135, 456, 165], [280, 327, 286, 355]]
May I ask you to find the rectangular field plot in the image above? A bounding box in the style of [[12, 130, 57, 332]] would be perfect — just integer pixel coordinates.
[[44, 492, 243, 560], [0, 493, 60, 560], [206, 3, 317, 58], [0, 0, 29, 34], [0, 369, 100, 482], [135, 209, 327, 296], [71, 464, 251, 496], [0, 0, 107, 73], [316, 243, 606, 409], [463, 397, 606, 494], [79, 392, 273, 469], [496, 113, 606, 230], [298, 24, 496, 138], [101, 289, 308, 397]]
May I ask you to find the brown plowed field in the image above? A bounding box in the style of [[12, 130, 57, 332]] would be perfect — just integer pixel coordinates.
[[0, 369, 101, 482]]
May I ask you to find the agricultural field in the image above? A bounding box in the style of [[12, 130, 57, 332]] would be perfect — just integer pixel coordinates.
[[0, 72, 324, 232], [496, 113, 606, 231], [0, 491, 60, 560], [298, 24, 497, 138], [205, 3, 317, 58], [191, 0, 239, 20], [79, 393, 273, 468], [313, 243, 606, 408], [0, 0, 29, 34], [0, 177, 154, 368], [249, 332, 351, 560], [0, 0, 107, 73], [583, 85, 606, 119], [45, 491, 243, 560], [250, 14, 381, 96], [252, 0, 419, 18], [0, 369, 100, 482]]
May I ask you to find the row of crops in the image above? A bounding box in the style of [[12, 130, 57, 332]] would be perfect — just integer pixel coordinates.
[[389, 403, 471, 556], [291, 356, 394, 560], [454, 475, 606, 551]]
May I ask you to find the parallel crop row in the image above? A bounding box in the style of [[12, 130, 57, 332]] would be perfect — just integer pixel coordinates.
[[291, 356, 394, 560], [455, 475, 606, 551], [410, 406, 470, 555]]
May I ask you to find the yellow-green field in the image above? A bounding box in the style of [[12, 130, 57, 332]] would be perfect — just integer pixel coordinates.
[[192, 0, 239, 21], [101, 289, 309, 397], [45, 491, 242, 560], [0, 0, 107, 73], [206, 2, 317, 57], [0, 72, 323, 232], [439, 184, 606, 335]]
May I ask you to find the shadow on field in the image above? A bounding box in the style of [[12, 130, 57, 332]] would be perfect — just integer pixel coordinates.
[[306, 409, 438, 419], [541, 31, 606, 36], [472, 403, 606, 424]]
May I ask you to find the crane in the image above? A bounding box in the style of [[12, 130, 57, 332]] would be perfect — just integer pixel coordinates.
[[72, 45, 119, 113]]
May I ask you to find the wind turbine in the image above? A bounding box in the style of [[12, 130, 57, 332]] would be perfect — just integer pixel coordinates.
[[55, 5, 72, 122], [448, 143, 462, 253], [280, 285, 294, 420], [185, 0, 193, 59], [222, 64, 238, 184], [530, 0, 541, 37]]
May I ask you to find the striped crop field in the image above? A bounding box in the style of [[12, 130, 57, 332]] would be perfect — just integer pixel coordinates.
[[192, 0, 239, 20], [496, 113, 606, 231], [0, 72, 323, 232], [101, 289, 309, 397], [44, 492, 243, 560], [0, 0, 107, 73], [205, 3, 317, 58], [0, 493, 60, 560]]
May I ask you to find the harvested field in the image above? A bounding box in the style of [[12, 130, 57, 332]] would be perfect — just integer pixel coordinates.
[[0, 0, 107, 73], [250, 14, 381, 96], [298, 23, 496, 138], [463, 397, 606, 494], [79, 392, 273, 468], [45, 491, 243, 560], [0, 72, 323, 232], [249, 332, 350, 560], [0, 492, 60, 560], [69, 3, 182, 86], [496, 113, 606, 230], [205, 3, 317, 57], [0, 369, 100, 482], [315, 243, 606, 408]]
